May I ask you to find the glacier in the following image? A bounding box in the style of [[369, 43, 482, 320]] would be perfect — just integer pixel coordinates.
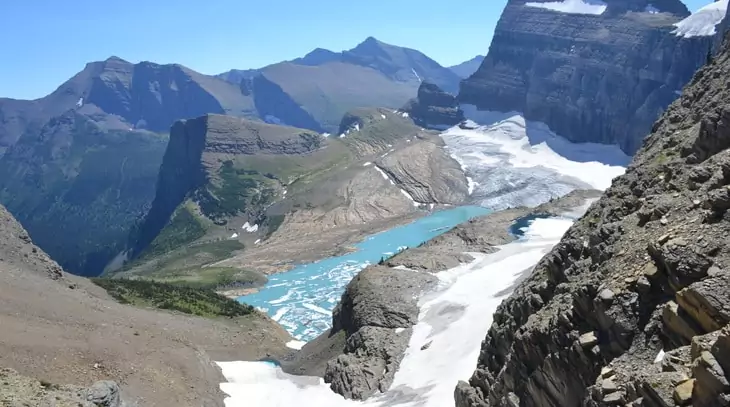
[[444, 107, 629, 209]]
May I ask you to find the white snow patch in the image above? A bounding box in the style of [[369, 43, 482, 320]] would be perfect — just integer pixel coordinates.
[[286, 340, 307, 350], [401, 112, 410, 118], [381, 114, 386, 119], [322, 132, 331, 138], [363, 162, 372, 167], [338, 133, 346, 138], [230, 233, 239, 239], [411, 68, 422, 82], [466, 177, 478, 195], [525, 0, 607, 15], [673, 0, 729, 38], [395, 328, 406, 334], [255, 239, 261, 245], [654, 349, 666, 364], [373, 166, 396, 185], [645, 4, 660, 13], [216, 215, 578, 407], [76, 97, 84, 107], [445, 106, 630, 209], [354, 123, 360, 132], [283, 189, 287, 196], [399, 188, 421, 207], [242, 222, 259, 233]]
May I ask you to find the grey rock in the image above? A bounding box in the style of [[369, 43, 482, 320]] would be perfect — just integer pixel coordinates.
[[288, 265, 437, 400], [0, 368, 123, 407], [404, 82, 464, 129], [86, 381, 121, 407]]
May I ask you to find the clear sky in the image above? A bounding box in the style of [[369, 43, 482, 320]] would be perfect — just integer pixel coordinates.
[[0, 0, 711, 100]]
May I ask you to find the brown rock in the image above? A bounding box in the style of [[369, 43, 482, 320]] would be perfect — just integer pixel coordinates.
[[673, 379, 694, 405]]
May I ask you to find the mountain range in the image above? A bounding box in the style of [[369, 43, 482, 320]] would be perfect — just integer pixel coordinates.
[[0, 38, 477, 275]]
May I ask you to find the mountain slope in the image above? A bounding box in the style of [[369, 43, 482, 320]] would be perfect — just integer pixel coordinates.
[[0, 111, 167, 276], [219, 37, 461, 133], [449, 55, 485, 78], [0, 203, 290, 406], [460, 0, 730, 154], [456, 33, 730, 407]]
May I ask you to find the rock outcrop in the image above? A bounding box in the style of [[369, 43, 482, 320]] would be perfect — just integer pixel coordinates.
[[404, 82, 465, 129], [0, 368, 122, 407], [460, 0, 730, 154], [455, 34, 730, 407], [281, 266, 438, 400]]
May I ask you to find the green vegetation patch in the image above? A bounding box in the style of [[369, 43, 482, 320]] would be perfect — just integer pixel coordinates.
[[138, 203, 207, 262], [155, 266, 267, 290], [91, 278, 254, 318], [199, 160, 277, 219], [120, 239, 266, 290]]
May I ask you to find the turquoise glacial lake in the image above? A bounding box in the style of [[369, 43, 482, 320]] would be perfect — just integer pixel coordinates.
[[239, 206, 491, 341]]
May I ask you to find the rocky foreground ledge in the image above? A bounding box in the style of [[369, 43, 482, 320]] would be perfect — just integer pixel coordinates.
[[455, 36, 730, 407], [279, 189, 600, 400]]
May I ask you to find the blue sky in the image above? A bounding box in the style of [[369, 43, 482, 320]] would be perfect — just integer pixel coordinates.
[[0, 0, 710, 99]]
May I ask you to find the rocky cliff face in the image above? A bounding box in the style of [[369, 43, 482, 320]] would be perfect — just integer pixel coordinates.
[[404, 82, 465, 129], [128, 114, 326, 260], [455, 34, 730, 407], [460, 0, 729, 154]]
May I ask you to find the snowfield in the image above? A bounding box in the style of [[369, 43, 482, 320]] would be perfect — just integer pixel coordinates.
[[525, 0, 607, 15], [673, 0, 729, 38], [217, 215, 580, 407], [444, 107, 629, 209]]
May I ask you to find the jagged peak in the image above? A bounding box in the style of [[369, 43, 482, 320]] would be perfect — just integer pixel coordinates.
[[104, 55, 130, 64]]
